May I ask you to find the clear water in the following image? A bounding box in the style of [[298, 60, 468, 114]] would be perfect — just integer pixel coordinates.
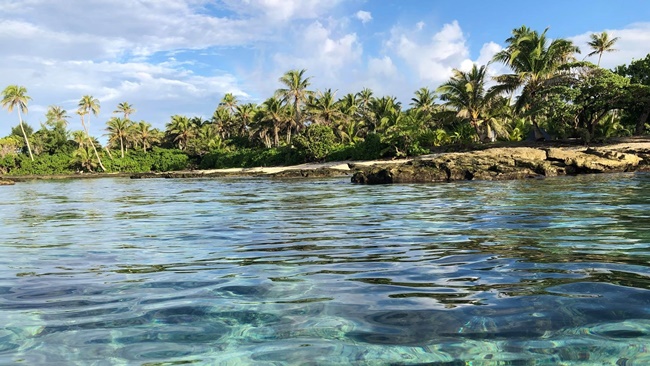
[[1, 174, 649, 365]]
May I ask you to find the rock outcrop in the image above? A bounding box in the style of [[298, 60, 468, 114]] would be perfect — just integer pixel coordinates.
[[351, 144, 650, 184], [0, 179, 15, 186]]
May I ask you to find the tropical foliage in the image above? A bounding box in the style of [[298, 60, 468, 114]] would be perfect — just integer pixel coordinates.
[[0, 26, 647, 176]]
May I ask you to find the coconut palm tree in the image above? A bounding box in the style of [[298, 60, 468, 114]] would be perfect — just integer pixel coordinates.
[[493, 26, 580, 136], [218, 93, 239, 115], [367, 96, 401, 134], [587, 31, 620, 66], [410, 87, 438, 114], [77, 95, 106, 171], [166, 115, 194, 150], [235, 103, 257, 137], [132, 121, 159, 152], [45, 105, 70, 128], [1, 85, 34, 160], [437, 64, 503, 141], [106, 117, 133, 158], [254, 97, 289, 147], [307, 89, 342, 126], [276, 69, 313, 137], [71, 145, 98, 172], [114, 101, 136, 120]]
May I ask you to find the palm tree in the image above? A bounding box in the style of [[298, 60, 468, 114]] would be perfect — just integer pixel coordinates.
[[218, 93, 239, 115], [255, 97, 289, 147], [233, 103, 257, 137], [45, 105, 70, 128], [367, 96, 401, 134], [71, 130, 86, 147], [493, 26, 580, 136], [133, 121, 159, 152], [437, 64, 503, 141], [410, 87, 437, 114], [114, 101, 136, 120], [166, 115, 194, 150], [71, 145, 98, 172], [307, 89, 342, 126], [276, 69, 313, 137], [587, 31, 619, 66], [106, 117, 133, 158], [77, 95, 106, 171], [1, 85, 34, 160]]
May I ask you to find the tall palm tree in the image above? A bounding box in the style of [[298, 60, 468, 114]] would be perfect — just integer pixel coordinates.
[[437, 64, 503, 141], [77, 95, 106, 171], [106, 117, 133, 158], [276, 69, 313, 137], [45, 105, 70, 128], [114, 101, 136, 120], [1, 85, 34, 160], [493, 26, 580, 135], [587, 31, 619, 66]]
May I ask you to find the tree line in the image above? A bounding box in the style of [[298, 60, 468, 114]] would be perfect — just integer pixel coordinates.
[[2, 27, 650, 175]]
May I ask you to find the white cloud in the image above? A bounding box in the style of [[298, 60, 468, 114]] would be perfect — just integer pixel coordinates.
[[356, 10, 372, 24], [271, 21, 362, 93], [387, 20, 469, 84], [223, 0, 342, 22], [570, 22, 650, 69], [368, 56, 397, 77]]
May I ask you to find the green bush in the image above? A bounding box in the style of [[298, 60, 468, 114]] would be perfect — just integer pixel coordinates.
[[292, 124, 337, 162], [7, 153, 75, 175], [198, 146, 303, 169]]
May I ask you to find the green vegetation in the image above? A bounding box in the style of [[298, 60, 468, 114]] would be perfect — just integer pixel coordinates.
[[1, 26, 648, 176]]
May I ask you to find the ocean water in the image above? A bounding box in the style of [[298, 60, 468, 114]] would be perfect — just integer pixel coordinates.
[[0, 173, 649, 365]]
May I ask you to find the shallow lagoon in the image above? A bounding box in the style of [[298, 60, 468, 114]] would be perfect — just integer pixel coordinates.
[[0, 174, 649, 364]]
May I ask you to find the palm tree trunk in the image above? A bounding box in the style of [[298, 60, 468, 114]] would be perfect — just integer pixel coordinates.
[[80, 116, 106, 172], [17, 110, 34, 161], [597, 52, 603, 67], [120, 136, 124, 158]]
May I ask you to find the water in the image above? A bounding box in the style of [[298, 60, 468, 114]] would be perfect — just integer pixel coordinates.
[[1, 174, 649, 365]]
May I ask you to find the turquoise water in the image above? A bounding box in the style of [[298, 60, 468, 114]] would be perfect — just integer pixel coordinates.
[[1, 174, 649, 365]]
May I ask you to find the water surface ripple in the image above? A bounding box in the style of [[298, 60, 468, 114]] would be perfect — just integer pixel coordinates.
[[1, 174, 649, 364]]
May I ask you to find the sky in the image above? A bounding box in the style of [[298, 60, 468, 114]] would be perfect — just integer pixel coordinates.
[[1, 0, 650, 141]]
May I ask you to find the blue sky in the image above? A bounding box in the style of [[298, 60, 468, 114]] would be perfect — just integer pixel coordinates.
[[1, 0, 650, 141]]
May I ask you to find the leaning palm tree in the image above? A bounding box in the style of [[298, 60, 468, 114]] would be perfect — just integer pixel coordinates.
[[106, 117, 133, 158], [587, 31, 619, 66], [437, 64, 503, 141], [77, 95, 106, 171], [1, 85, 34, 160], [276, 69, 313, 137]]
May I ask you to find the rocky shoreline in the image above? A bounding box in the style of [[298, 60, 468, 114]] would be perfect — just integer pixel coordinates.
[[350, 141, 650, 184], [3, 138, 650, 185]]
